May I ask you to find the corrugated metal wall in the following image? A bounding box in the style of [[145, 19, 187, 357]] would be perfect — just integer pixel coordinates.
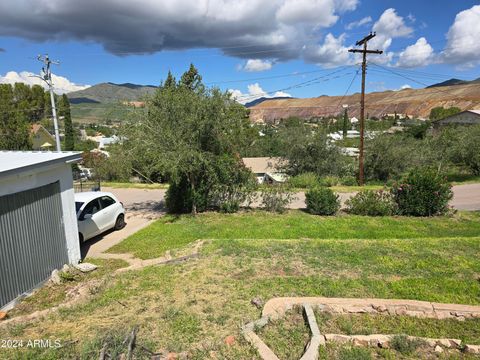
[[0, 181, 69, 308]]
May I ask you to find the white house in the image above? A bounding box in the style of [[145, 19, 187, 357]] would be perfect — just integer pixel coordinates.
[[0, 151, 82, 309]]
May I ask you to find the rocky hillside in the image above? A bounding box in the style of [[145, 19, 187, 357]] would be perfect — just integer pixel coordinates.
[[248, 82, 480, 123]]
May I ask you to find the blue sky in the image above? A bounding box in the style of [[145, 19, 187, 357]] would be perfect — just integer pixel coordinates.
[[0, 0, 479, 101]]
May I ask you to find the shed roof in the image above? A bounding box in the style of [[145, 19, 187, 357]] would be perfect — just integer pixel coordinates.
[[0, 151, 82, 178], [242, 157, 284, 174]]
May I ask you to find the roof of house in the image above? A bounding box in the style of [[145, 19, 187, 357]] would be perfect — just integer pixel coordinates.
[[242, 157, 284, 174], [30, 124, 53, 136], [434, 109, 480, 124], [0, 151, 82, 178]]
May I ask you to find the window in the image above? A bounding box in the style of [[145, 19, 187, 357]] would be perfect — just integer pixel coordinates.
[[82, 199, 101, 218], [100, 196, 116, 209], [75, 202, 84, 213]]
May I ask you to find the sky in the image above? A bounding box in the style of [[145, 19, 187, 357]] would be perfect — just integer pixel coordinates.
[[0, 0, 480, 103]]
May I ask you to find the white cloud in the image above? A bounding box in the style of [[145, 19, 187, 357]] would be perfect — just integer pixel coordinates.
[[0, 71, 90, 94], [442, 5, 480, 67], [396, 37, 434, 68], [371, 8, 413, 52], [397, 84, 412, 90], [304, 33, 353, 68], [229, 83, 291, 104], [276, 0, 338, 27], [345, 16, 372, 30], [243, 59, 273, 72]]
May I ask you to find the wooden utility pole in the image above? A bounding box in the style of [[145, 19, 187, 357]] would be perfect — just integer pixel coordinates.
[[348, 32, 382, 185]]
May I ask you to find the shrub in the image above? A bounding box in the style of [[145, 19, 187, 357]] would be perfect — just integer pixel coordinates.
[[305, 187, 340, 215], [391, 168, 453, 216], [261, 185, 294, 213], [288, 172, 319, 188], [391, 334, 424, 355], [318, 175, 340, 187], [340, 175, 357, 186], [345, 190, 397, 216]]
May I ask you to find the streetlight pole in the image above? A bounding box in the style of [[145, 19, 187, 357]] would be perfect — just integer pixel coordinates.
[[37, 54, 61, 152]]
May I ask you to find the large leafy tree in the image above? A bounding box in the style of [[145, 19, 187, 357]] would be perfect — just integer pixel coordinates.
[[59, 94, 75, 150], [125, 66, 253, 214], [0, 84, 31, 150]]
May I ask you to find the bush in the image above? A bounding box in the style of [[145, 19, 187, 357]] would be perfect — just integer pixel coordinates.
[[305, 187, 340, 215], [318, 175, 340, 187], [391, 334, 424, 355], [261, 185, 294, 213], [288, 172, 318, 188], [345, 190, 397, 216], [340, 175, 357, 186], [391, 168, 453, 216]]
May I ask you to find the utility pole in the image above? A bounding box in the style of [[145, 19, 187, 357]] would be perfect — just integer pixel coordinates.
[[37, 54, 61, 152], [348, 32, 382, 185]]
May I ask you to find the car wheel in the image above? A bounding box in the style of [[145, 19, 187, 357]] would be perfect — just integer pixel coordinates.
[[114, 214, 125, 230], [79, 233, 84, 244]]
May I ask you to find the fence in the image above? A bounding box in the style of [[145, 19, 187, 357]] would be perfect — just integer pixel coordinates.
[[73, 180, 101, 193]]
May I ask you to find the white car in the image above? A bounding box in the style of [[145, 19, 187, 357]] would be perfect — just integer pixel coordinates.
[[75, 191, 126, 243]]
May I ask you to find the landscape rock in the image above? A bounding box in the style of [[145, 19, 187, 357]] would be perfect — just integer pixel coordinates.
[[166, 352, 178, 360], [251, 297, 264, 309], [464, 344, 480, 354], [325, 334, 351, 344], [434, 345, 443, 353], [73, 262, 98, 273], [50, 269, 61, 285], [0, 311, 7, 321], [224, 335, 235, 346]]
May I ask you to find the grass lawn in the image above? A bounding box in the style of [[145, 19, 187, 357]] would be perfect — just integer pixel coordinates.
[[102, 181, 169, 189], [3, 211, 480, 359]]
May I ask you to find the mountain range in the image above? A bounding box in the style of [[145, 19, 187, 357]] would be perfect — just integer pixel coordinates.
[[67, 77, 480, 122], [68, 82, 156, 104]]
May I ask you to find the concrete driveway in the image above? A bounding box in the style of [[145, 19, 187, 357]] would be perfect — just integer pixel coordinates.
[[80, 187, 166, 259]]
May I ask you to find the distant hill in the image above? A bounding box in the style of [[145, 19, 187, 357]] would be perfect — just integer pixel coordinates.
[[67, 82, 157, 104], [249, 82, 480, 123], [245, 96, 293, 108], [427, 78, 469, 88], [427, 77, 480, 88]]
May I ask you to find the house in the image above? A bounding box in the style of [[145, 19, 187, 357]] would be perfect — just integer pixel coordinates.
[[433, 109, 480, 128], [242, 157, 287, 184], [0, 151, 82, 310], [30, 124, 55, 150]]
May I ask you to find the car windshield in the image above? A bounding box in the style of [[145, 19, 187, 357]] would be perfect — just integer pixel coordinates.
[[75, 202, 84, 213]]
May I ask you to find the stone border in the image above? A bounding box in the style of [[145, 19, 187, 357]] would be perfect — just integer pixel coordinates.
[[242, 297, 480, 359]]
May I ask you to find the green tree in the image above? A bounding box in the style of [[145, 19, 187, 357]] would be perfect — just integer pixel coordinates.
[[125, 66, 253, 214], [163, 70, 176, 89], [0, 84, 32, 150], [59, 94, 75, 150], [342, 107, 349, 139], [429, 106, 461, 121], [179, 63, 203, 92], [30, 85, 46, 122]]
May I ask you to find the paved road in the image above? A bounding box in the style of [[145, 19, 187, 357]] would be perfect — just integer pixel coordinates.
[[81, 183, 480, 258], [103, 184, 480, 212]]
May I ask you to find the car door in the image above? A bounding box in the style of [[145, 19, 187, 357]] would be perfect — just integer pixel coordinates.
[[78, 199, 102, 240], [97, 196, 118, 231]]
